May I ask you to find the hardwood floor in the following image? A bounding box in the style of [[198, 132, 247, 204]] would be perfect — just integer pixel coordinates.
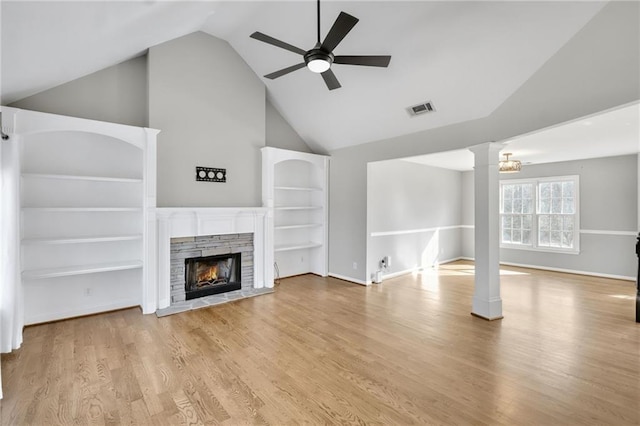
[[2, 261, 639, 425]]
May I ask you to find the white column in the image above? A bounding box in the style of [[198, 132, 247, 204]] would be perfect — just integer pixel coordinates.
[[469, 142, 504, 320], [157, 218, 171, 310]]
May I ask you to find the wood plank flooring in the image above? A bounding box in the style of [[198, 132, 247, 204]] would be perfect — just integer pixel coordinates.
[[1, 261, 639, 425]]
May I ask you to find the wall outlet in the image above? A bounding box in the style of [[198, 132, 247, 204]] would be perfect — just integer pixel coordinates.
[[352, 262, 358, 270], [300, 256, 304, 263], [84, 287, 92, 296]]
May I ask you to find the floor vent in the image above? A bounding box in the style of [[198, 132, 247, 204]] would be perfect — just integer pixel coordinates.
[[408, 101, 436, 116]]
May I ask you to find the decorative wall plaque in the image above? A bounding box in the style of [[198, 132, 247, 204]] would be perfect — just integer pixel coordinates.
[[196, 167, 226, 183]]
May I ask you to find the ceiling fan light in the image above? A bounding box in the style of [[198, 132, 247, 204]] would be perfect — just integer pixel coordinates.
[[307, 58, 331, 73]]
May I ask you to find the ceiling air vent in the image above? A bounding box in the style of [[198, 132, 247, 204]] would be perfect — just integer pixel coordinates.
[[408, 101, 436, 117]]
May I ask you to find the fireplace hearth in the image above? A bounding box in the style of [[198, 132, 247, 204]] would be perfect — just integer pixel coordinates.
[[185, 253, 241, 300]]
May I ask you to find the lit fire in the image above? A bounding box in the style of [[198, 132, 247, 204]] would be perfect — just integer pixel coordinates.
[[197, 264, 218, 284]]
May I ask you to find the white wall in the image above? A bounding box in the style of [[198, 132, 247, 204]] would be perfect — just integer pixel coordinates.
[[9, 55, 148, 127], [329, 1, 640, 282], [149, 32, 265, 208], [367, 160, 463, 281]]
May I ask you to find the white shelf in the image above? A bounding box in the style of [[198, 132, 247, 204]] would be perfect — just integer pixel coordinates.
[[275, 186, 322, 192], [275, 242, 323, 252], [275, 224, 323, 230], [274, 205, 323, 211], [22, 234, 143, 245], [22, 260, 143, 280], [262, 147, 329, 279], [22, 207, 142, 212], [22, 173, 143, 183]]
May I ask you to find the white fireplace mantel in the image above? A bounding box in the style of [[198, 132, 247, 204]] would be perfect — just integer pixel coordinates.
[[143, 207, 272, 313]]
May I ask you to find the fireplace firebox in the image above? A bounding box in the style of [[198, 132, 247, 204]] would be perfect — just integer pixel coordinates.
[[184, 253, 241, 300]]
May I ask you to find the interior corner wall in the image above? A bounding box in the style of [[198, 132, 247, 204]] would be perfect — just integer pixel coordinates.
[[328, 1, 639, 283], [464, 155, 638, 279], [8, 55, 148, 128], [148, 32, 265, 207], [367, 160, 463, 281], [265, 99, 312, 154], [461, 170, 475, 259]]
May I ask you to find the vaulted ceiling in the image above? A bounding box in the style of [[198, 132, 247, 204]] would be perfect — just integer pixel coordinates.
[[0, 1, 614, 153]]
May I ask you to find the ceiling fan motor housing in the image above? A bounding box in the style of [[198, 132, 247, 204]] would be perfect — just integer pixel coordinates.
[[304, 47, 334, 69]]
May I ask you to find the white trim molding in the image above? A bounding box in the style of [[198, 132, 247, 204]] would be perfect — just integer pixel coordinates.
[[328, 273, 370, 286], [380, 256, 466, 281], [370, 225, 469, 238], [151, 207, 270, 313], [462, 257, 635, 282], [579, 229, 637, 236], [456, 226, 636, 237], [498, 261, 635, 282]]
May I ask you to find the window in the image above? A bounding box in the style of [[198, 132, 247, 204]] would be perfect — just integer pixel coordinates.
[[500, 176, 579, 253]]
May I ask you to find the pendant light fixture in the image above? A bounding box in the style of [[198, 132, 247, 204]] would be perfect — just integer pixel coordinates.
[[499, 153, 522, 173]]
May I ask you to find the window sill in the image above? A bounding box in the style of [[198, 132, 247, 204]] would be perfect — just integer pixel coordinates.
[[500, 244, 580, 255]]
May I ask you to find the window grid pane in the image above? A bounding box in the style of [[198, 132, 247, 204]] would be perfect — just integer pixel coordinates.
[[501, 178, 577, 251], [538, 214, 574, 248], [500, 213, 533, 245]]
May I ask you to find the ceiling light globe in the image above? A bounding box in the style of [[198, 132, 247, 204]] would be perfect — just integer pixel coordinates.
[[307, 59, 331, 73]]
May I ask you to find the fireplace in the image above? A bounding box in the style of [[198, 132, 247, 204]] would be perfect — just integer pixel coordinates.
[[184, 252, 241, 300]]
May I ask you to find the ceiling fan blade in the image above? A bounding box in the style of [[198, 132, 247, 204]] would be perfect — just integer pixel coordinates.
[[321, 69, 341, 90], [264, 63, 306, 79], [333, 55, 391, 67], [321, 12, 359, 53], [250, 32, 306, 56]]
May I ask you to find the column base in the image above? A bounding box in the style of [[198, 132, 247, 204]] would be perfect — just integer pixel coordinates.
[[471, 297, 503, 321], [471, 312, 504, 321]]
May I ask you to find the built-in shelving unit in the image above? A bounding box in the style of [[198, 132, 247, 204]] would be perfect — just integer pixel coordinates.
[[6, 108, 158, 325], [262, 147, 329, 279]]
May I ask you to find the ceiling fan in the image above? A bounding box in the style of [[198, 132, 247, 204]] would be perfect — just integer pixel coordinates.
[[250, 0, 391, 90]]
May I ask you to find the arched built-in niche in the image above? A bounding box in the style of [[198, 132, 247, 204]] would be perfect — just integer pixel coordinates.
[[262, 147, 328, 279]]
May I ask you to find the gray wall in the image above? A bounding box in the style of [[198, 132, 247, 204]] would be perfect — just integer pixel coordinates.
[[367, 160, 463, 280], [9, 55, 148, 127], [497, 155, 637, 278], [265, 99, 312, 153], [329, 1, 640, 282], [461, 170, 475, 259], [148, 32, 265, 207], [9, 33, 314, 208]]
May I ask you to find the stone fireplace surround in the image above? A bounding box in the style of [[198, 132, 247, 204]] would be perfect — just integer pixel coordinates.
[[171, 233, 253, 304], [147, 208, 273, 316]]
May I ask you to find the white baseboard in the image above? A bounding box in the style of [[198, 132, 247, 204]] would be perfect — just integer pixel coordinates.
[[463, 257, 635, 282], [498, 261, 635, 282], [25, 299, 140, 325], [333, 258, 634, 284], [381, 256, 467, 280], [328, 273, 370, 286]]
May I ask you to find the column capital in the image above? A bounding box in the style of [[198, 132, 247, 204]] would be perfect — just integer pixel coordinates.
[[468, 142, 505, 167]]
